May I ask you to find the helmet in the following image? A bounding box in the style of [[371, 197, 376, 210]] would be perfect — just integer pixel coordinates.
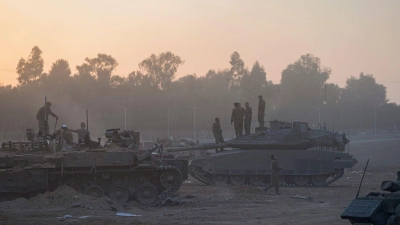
[[61, 124, 67, 129]]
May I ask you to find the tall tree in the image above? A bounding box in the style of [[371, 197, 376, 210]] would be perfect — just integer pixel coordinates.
[[241, 61, 267, 95], [341, 73, 387, 107], [16, 46, 44, 85], [48, 59, 71, 80], [280, 54, 331, 105], [76, 53, 118, 84], [139, 52, 184, 90], [229, 51, 247, 87]]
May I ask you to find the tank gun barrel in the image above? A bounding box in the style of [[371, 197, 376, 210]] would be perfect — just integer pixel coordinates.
[[165, 143, 228, 152]]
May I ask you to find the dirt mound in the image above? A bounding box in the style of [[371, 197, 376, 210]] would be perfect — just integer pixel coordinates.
[[0, 185, 120, 212]]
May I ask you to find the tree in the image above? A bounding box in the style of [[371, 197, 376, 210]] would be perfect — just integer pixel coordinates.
[[48, 59, 71, 80], [76, 53, 118, 85], [229, 51, 247, 87], [341, 73, 387, 107], [139, 52, 184, 90], [16, 46, 44, 85], [280, 54, 331, 105], [241, 61, 267, 95]]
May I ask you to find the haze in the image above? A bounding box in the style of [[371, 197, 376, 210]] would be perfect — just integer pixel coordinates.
[[0, 0, 399, 103]]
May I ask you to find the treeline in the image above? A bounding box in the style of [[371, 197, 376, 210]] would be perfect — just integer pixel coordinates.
[[1, 46, 399, 141]]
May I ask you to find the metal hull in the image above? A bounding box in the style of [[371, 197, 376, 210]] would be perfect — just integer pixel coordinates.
[[189, 149, 357, 186]]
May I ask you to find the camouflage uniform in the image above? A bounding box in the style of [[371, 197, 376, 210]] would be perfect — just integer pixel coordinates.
[[258, 98, 266, 128], [36, 105, 57, 134], [72, 128, 87, 143], [212, 121, 224, 152], [265, 158, 282, 194], [231, 106, 244, 137], [53, 128, 74, 150], [244, 104, 252, 135]]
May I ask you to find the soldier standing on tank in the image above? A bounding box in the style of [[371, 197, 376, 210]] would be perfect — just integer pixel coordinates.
[[53, 124, 74, 150], [258, 95, 266, 128], [231, 103, 244, 137], [244, 102, 252, 135], [71, 122, 87, 143], [36, 101, 58, 135], [264, 154, 283, 195], [212, 117, 224, 153]]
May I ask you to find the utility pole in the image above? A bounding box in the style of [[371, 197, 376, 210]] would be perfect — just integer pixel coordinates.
[[313, 107, 321, 125], [187, 107, 196, 142]]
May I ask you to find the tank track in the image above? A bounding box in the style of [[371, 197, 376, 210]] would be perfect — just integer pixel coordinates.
[[189, 165, 346, 187], [156, 166, 184, 206], [48, 165, 183, 205], [188, 165, 213, 185], [323, 168, 344, 186]]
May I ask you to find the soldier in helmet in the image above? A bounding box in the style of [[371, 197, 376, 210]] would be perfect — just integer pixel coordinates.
[[72, 122, 88, 143], [264, 154, 283, 195], [52, 124, 74, 150], [212, 117, 224, 153], [36, 101, 58, 135], [244, 102, 252, 135], [258, 95, 266, 128], [231, 102, 245, 137]]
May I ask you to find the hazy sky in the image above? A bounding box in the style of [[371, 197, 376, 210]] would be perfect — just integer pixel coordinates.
[[1, 0, 399, 103]]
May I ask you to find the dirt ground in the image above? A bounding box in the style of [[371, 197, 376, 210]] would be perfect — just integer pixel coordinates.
[[0, 139, 399, 225]]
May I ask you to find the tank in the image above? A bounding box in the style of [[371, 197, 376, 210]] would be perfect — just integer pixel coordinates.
[[0, 129, 188, 206], [341, 171, 400, 225], [166, 120, 357, 187]]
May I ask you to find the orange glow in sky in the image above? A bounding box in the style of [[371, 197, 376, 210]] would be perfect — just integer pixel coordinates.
[[1, 0, 399, 102]]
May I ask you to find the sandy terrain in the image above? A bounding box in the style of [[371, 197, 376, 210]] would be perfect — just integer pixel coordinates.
[[0, 139, 398, 225]]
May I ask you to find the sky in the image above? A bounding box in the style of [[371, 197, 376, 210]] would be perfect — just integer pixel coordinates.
[[1, 0, 399, 103]]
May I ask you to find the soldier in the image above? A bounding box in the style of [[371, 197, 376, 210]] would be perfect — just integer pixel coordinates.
[[212, 117, 224, 153], [258, 95, 266, 128], [53, 124, 74, 150], [231, 102, 244, 137], [72, 122, 87, 143], [264, 154, 283, 195], [36, 101, 58, 135], [244, 102, 252, 135]]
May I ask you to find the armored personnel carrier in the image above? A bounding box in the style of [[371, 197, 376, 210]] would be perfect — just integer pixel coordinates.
[[0, 129, 187, 205], [341, 171, 400, 225], [166, 120, 357, 187]]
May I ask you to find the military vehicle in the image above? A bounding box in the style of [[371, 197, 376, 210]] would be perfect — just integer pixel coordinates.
[[166, 120, 357, 187], [0, 128, 188, 205], [341, 171, 400, 225]]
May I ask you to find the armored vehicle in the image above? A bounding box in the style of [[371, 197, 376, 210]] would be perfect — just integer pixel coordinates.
[[0, 128, 188, 205], [166, 120, 357, 187], [341, 171, 400, 225]]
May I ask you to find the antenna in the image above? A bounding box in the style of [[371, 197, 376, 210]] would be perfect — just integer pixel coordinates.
[[86, 110, 89, 132], [347, 131, 350, 155], [356, 159, 369, 198]]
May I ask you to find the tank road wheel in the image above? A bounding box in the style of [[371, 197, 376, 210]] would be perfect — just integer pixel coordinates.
[[249, 175, 264, 186], [160, 169, 182, 189], [135, 183, 158, 206], [212, 174, 228, 186], [230, 175, 245, 186], [84, 185, 104, 198], [294, 176, 309, 186], [311, 175, 327, 186], [108, 185, 129, 203]]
